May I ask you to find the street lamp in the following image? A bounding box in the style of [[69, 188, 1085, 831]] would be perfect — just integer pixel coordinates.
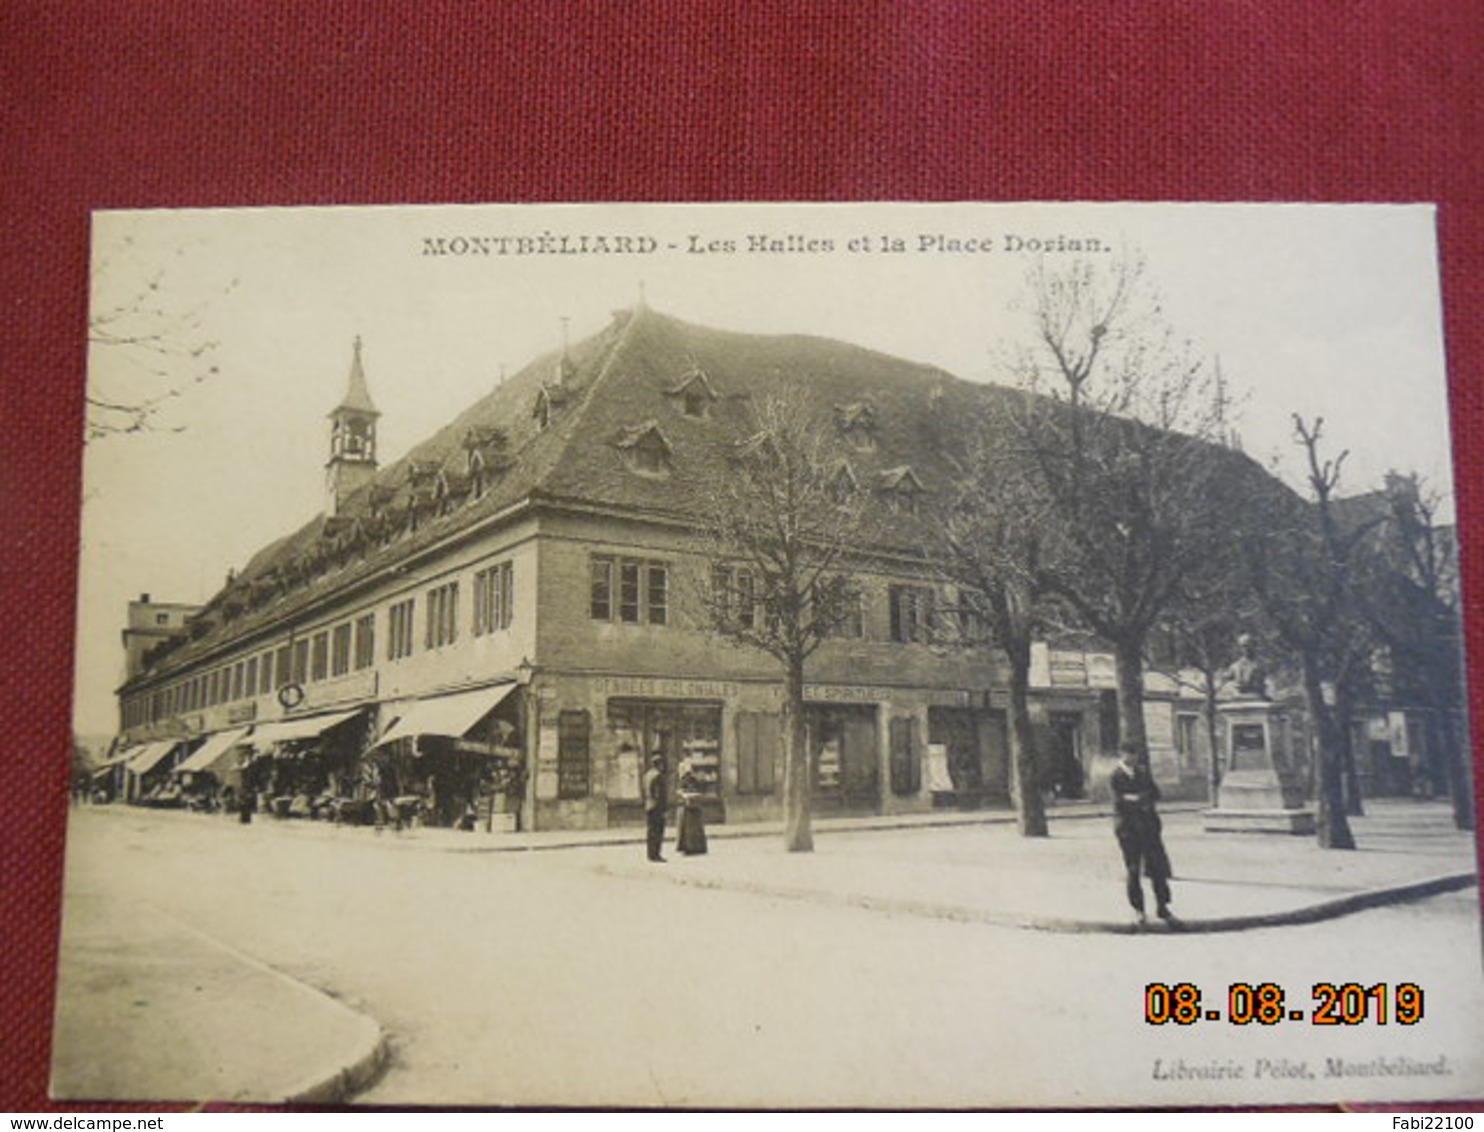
[[512, 656, 537, 833]]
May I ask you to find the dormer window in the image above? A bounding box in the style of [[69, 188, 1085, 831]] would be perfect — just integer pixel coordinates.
[[434, 470, 469, 515], [615, 421, 673, 477], [665, 368, 718, 420], [534, 386, 567, 432], [634, 440, 667, 474], [469, 450, 486, 498], [367, 483, 394, 518], [404, 460, 440, 531], [877, 465, 927, 514], [836, 401, 879, 452], [462, 426, 510, 497], [830, 464, 859, 505], [407, 460, 440, 496]]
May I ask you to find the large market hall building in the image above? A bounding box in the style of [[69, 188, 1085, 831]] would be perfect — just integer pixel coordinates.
[[112, 305, 1218, 830]]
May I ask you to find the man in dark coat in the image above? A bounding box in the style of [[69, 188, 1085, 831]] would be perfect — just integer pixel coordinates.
[[1110, 742, 1174, 924], [643, 752, 667, 863]]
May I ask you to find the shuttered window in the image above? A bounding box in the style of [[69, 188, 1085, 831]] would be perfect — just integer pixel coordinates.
[[557, 710, 592, 799], [890, 716, 921, 796], [736, 711, 780, 795]]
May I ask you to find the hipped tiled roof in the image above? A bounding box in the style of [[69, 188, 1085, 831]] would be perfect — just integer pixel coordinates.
[[126, 306, 1261, 690]]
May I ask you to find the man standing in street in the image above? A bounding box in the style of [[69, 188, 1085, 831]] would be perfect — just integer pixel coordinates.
[[1110, 742, 1174, 925], [644, 752, 667, 863]]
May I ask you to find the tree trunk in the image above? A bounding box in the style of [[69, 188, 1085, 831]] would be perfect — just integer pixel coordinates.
[[1301, 656, 1356, 850], [1006, 641, 1048, 837], [1433, 705, 1475, 832], [1203, 669, 1222, 805], [781, 660, 813, 852], [1335, 681, 1365, 817], [1113, 637, 1149, 757]]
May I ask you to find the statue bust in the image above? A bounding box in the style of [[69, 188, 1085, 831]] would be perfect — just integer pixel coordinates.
[[1225, 634, 1270, 700]]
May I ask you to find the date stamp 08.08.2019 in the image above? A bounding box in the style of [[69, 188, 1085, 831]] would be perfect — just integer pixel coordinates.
[[1145, 981, 1425, 1027]]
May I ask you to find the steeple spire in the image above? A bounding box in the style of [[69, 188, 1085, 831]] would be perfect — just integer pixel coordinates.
[[335, 335, 380, 417], [326, 336, 380, 516]]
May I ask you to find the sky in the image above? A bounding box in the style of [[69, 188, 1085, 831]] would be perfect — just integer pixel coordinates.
[[74, 202, 1457, 736]]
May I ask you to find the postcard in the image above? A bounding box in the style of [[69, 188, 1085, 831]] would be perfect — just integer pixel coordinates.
[[56, 201, 1481, 1108]]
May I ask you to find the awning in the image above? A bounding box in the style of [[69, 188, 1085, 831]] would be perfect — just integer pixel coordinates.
[[95, 746, 135, 770], [250, 708, 364, 749], [90, 748, 133, 779], [126, 739, 182, 775], [371, 684, 516, 751], [173, 728, 250, 777]]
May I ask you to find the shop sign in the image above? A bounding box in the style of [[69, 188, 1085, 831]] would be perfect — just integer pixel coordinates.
[[803, 684, 971, 707], [227, 702, 258, 724], [301, 670, 377, 711], [804, 684, 893, 704], [592, 675, 740, 700], [536, 724, 560, 800]]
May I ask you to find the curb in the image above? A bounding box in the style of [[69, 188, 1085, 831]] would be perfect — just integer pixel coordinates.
[[437, 799, 1163, 854], [283, 1022, 389, 1106], [600, 863, 1479, 936], [153, 904, 390, 1105], [1133, 870, 1480, 936]]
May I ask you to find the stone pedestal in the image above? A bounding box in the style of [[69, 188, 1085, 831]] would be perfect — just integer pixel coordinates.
[[1203, 699, 1316, 835]]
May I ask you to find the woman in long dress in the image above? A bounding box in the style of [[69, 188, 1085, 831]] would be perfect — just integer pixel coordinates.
[[675, 755, 708, 856]]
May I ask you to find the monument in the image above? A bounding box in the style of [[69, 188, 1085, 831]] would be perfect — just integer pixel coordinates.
[[1203, 636, 1317, 835]]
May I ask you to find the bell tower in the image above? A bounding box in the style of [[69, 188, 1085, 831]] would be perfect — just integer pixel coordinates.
[[326, 336, 380, 516]]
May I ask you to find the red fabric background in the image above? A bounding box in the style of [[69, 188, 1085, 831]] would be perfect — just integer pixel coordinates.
[[2, 0, 1480, 1112]]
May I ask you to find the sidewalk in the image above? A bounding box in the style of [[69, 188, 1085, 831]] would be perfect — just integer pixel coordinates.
[[58, 797, 1479, 1105], [246, 793, 1478, 935], [88, 794, 1481, 932], [51, 887, 386, 1105], [579, 797, 1479, 934]]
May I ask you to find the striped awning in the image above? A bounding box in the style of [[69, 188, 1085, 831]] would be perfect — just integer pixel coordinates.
[[370, 684, 516, 752], [126, 739, 183, 775], [249, 708, 363, 749], [173, 728, 250, 776], [90, 747, 134, 778]]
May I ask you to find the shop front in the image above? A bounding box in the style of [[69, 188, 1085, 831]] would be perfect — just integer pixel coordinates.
[[126, 738, 187, 805], [170, 727, 251, 811], [244, 708, 369, 819], [527, 674, 748, 831], [368, 683, 523, 829], [90, 747, 135, 803], [927, 705, 1010, 808], [805, 702, 880, 816], [526, 674, 1017, 831], [601, 697, 724, 827]]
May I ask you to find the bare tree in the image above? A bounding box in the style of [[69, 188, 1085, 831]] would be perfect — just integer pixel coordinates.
[[86, 236, 236, 440], [1361, 473, 1472, 829], [935, 397, 1050, 836], [692, 388, 871, 852], [1151, 563, 1261, 801], [1006, 252, 1248, 766], [1245, 416, 1377, 849]]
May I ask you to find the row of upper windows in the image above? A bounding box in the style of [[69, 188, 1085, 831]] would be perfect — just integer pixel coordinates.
[[124, 561, 516, 727], [588, 557, 967, 647], [123, 560, 964, 728]]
